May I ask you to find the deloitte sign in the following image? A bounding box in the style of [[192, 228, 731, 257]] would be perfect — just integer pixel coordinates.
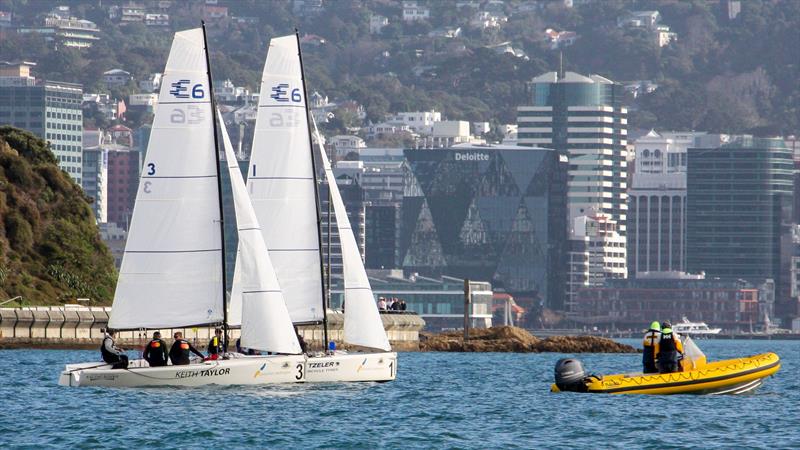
[[454, 152, 490, 162]]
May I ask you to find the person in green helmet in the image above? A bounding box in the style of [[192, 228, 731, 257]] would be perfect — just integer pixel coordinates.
[[642, 321, 661, 373]]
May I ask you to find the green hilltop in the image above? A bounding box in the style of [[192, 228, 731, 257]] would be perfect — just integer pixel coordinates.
[[0, 126, 116, 306]]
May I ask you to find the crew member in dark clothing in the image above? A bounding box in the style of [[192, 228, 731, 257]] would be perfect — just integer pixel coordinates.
[[294, 326, 308, 354], [100, 329, 129, 369], [656, 321, 684, 374], [207, 328, 226, 360], [169, 332, 205, 365], [143, 331, 168, 367], [641, 321, 661, 374]]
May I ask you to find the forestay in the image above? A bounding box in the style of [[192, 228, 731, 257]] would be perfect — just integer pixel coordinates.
[[110, 28, 223, 329], [249, 35, 324, 324], [311, 118, 391, 351], [219, 112, 301, 354]]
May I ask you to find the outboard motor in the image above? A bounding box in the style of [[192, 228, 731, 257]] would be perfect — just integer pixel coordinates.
[[554, 358, 588, 392]]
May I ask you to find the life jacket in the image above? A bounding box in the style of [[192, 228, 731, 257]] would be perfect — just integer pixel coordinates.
[[146, 339, 167, 364], [100, 336, 119, 363], [658, 329, 677, 354], [208, 335, 223, 355], [171, 339, 191, 365]]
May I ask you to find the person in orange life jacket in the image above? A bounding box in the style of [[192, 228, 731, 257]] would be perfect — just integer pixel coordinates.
[[207, 328, 226, 360], [656, 321, 685, 374], [169, 331, 204, 365], [143, 331, 168, 367], [100, 329, 129, 369], [641, 321, 661, 374]]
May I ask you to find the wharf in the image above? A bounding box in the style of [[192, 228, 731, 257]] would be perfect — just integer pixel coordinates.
[[0, 306, 425, 351]]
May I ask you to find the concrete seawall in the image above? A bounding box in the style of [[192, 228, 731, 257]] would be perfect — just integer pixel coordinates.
[[0, 306, 425, 351]]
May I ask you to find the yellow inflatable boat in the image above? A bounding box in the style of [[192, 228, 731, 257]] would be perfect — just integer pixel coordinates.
[[551, 352, 780, 395]]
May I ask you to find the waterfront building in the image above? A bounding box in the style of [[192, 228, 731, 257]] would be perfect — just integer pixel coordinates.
[[573, 273, 760, 331], [366, 204, 400, 269], [686, 134, 794, 320], [320, 175, 367, 280], [81, 146, 108, 223], [566, 213, 627, 312], [331, 270, 493, 331], [0, 61, 83, 183], [99, 222, 127, 268], [106, 148, 141, 229], [401, 143, 567, 310], [517, 71, 628, 235], [627, 131, 705, 276]]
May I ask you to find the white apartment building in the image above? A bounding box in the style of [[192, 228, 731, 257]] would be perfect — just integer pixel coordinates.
[[627, 130, 706, 276]]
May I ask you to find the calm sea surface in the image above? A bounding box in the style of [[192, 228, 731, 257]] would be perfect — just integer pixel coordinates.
[[1, 339, 798, 449]]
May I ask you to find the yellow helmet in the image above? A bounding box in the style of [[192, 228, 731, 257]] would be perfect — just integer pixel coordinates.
[[649, 321, 661, 331]]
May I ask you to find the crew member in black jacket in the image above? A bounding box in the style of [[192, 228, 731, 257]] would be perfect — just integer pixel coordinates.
[[169, 331, 205, 365], [143, 331, 168, 367]]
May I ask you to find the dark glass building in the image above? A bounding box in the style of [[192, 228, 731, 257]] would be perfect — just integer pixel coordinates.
[[686, 135, 793, 319], [401, 144, 567, 309]]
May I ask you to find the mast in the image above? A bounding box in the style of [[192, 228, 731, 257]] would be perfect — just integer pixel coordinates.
[[202, 21, 229, 347], [296, 30, 329, 349]]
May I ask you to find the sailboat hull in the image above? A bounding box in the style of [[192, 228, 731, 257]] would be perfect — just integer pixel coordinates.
[[59, 352, 397, 387], [304, 352, 397, 383], [59, 355, 307, 387]]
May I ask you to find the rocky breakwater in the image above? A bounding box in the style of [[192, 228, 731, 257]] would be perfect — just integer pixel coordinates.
[[420, 326, 637, 353]]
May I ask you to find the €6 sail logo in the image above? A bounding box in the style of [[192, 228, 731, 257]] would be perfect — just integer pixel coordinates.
[[169, 79, 205, 99], [270, 83, 302, 103]]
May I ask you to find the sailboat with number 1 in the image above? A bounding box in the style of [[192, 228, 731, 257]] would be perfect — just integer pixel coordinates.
[[244, 33, 396, 382]]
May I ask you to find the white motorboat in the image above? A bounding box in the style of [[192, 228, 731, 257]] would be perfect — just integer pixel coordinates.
[[60, 25, 306, 388], [673, 317, 722, 336], [245, 34, 396, 383]]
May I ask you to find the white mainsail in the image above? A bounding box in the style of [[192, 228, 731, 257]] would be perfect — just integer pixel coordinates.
[[219, 112, 301, 354], [249, 35, 324, 323], [110, 28, 223, 329], [312, 119, 391, 351]]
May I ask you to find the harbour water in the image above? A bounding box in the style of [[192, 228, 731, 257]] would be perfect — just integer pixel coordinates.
[[2, 339, 798, 448]]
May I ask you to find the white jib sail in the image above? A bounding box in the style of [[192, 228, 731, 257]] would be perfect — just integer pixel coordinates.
[[249, 34, 324, 324], [219, 112, 301, 354], [110, 28, 223, 329], [311, 118, 391, 351]]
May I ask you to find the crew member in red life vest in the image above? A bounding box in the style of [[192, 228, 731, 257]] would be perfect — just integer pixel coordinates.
[[206, 328, 226, 360], [143, 331, 168, 367], [169, 331, 205, 365]]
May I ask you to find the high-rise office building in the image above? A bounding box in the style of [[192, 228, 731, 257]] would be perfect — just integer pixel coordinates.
[[517, 71, 628, 234], [0, 61, 83, 183], [627, 131, 705, 276], [687, 134, 793, 320]]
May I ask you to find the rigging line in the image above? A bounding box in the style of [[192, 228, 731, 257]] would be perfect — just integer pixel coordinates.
[[202, 21, 229, 348], [297, 33, 329, 347]]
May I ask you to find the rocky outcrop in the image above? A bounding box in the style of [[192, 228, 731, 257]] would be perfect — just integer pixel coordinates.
[[420, 326, 637, 353]]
